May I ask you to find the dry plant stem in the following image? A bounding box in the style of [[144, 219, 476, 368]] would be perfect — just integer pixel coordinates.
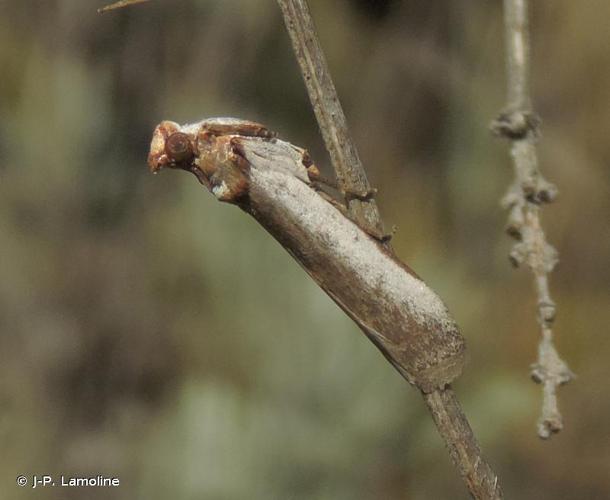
[[97, 0, 150, 13], [492, 0, 573, 439], [424, 389, 502, 499], [276, 1, 504, 497], [276, 0, 386, 239]]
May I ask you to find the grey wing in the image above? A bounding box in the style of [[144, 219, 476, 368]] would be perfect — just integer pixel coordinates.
[[322, 287, 417, 387], [279, 246, 418, 387]]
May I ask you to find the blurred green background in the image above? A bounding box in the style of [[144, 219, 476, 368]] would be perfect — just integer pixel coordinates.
[[1, 1, 608, 499]]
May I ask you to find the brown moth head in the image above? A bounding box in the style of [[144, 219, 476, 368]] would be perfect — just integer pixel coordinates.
[[148, 121, 196, 173]]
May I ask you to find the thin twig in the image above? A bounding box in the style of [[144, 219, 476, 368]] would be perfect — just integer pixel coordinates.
[[491, 0, 573, 439], [276, 1, 504, 497], [276, 0, 387, 241], [98, 0, 151, 14], [423, 389, 503, 499]]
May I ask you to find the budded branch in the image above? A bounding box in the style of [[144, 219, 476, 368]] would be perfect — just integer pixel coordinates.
[[491, 0, 574, 439]]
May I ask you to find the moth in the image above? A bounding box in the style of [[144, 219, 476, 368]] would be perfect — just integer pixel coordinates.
[[148, 117, 466, 393]]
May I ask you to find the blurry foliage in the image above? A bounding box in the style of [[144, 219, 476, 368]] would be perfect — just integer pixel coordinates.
[[0, 1, 608, 499]]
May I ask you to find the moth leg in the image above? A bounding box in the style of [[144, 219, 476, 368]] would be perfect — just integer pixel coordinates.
[[306, 164, 339, 190], [310, 179, 392, 243], [306, 164, 378, 201], [343, 187, 378, 202], [362, 224, 394, 243], [303, 156, 391, 242], [190, 162, 212, 190], [341, 188, 393, 242], [314, 188, 349, 214]]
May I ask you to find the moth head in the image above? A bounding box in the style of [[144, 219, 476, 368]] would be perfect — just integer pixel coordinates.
[[148, 121, 196, 173]]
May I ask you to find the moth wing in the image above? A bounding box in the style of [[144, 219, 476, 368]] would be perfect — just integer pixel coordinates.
[[282, 249, 417, 387]]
